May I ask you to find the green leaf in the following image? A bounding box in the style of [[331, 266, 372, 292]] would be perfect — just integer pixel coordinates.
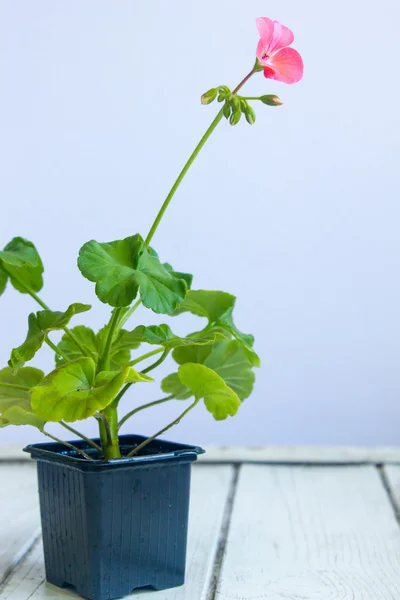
[[9, 303, 91, 369], [95, 367, 153, 387], [178, 363, 240, 420], [136, 248, 187, 313], [0, 237, 44, 294], [163, 263, 193, 289], [171, 340, 255, 400], [161, 373, 192, 400], [56, 326, 98, 366], [96, 327, 135, 369], [56, 325, 133, 370], [122, 324, 226, 351], [78, 235, 187, 313], [173, 290, 260, 366], [31, 359, 142, 422], [0, 367, 45, 429], [0, 263, 8, 296], [174, 290, 235, 322]]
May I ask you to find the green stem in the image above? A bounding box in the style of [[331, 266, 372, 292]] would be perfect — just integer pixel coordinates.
[[42, 430, 93, 460], [59, 421, 102, 453], [117, 299, 141, 331], [141, 348, 169, 374], [112, 348, 169, 410], [144, 109, 224, 246], [9, 273, 89, 357], [98, 308, 122, 372], [126, 397, 200, 458], [101, 405, 121, 459], [45, 337, 70, 363], [118, 396, 174, 430], [0, 382, 29, 391], [128, 348, 163, 368], [144, 68, 255, 247]]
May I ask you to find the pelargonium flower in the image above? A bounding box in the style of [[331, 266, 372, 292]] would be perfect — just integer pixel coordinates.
[[256, 17, 303, 84]]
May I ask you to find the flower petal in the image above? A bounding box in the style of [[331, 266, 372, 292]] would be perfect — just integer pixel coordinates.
[[256, 17, 274, 45], [269, 21, 294, 54], [263, 47, 304, 84]]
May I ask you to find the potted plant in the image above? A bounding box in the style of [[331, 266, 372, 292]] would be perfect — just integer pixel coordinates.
[[0, 16, 303, 600]]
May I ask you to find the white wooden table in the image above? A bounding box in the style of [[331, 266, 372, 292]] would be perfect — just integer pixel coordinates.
[[2, 446, 400, 599]]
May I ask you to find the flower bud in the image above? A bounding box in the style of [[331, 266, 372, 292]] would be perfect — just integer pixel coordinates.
[[223, 103, 231, 119], [244, 105, 256, 125], [217, 91, 227, 102], [229, 108, 241, 126], [201, 88, 218, 105], [260, 95, 283, 106]]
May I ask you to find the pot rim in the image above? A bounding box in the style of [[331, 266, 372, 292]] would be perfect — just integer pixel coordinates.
[[24, 433, 205, 470]]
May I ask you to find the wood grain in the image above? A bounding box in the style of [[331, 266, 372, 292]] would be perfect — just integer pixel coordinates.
[[216, 464, 400, 599], [0, 466, 235, 600], [0, 464, 40, 586]]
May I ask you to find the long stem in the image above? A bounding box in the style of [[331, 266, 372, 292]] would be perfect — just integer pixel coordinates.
[[141, 348, 169, 374], [144, 109, 224, 246], [126, 397, 200, 458], [43, 430, 93, 460], [59, 421, 102, 453], [117, 299, 141, 331], [144, 68, 255, 247], [113, 348, 169, 409], [98, 308, 122, 372], [118, 396, 174, 430], [128, 348, 163, 367], [45, 337, 70, 363]]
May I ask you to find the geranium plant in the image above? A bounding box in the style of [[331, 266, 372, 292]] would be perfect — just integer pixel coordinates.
[[0, 18, 303, 460]]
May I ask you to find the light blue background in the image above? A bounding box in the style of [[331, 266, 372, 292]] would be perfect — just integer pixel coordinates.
[[1, 0, 399, 446]]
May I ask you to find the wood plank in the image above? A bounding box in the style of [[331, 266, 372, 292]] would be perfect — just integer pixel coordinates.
[[4, 444, 400, 464], [0, 466, 234, 600], [217, 465, 400, 599], [383, 465, 400, 515], [0, 464, 41, 585], [200, 445, 400, 464]]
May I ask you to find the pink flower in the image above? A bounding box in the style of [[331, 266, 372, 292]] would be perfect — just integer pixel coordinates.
[[256, 17, 303, 84]]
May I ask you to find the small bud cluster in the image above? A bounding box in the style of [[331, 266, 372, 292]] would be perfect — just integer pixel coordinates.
[[201, 86, 283, 126]]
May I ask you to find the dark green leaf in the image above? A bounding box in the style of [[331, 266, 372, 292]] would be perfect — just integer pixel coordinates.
[[173, 290, 235, 322], [163, 263, 193, 289], [0, 264, 8, 296], [0, 366, 45, 429], [178, 363, 240, 420], [31, 359, 147, 422], [0, 237, 44, 294], [136, 248, 187, 313], [78, 235, 187, 313], [9, 303, 91, 369]]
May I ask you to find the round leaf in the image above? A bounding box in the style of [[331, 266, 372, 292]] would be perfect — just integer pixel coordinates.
[[0, 366, 45, 430], [0, 237, 44, 294], [9, 303, 91, 369], [178, 363, 240, 420], [78, 235, 187, 313]]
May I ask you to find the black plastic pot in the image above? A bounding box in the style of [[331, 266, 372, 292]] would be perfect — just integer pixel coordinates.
[[24, 434, 204, 600]]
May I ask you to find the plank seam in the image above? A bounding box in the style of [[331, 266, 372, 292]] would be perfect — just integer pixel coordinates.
[[205, 465, 239, 600], [379, 465, 400, 524], [0, 532, 42, 591]]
